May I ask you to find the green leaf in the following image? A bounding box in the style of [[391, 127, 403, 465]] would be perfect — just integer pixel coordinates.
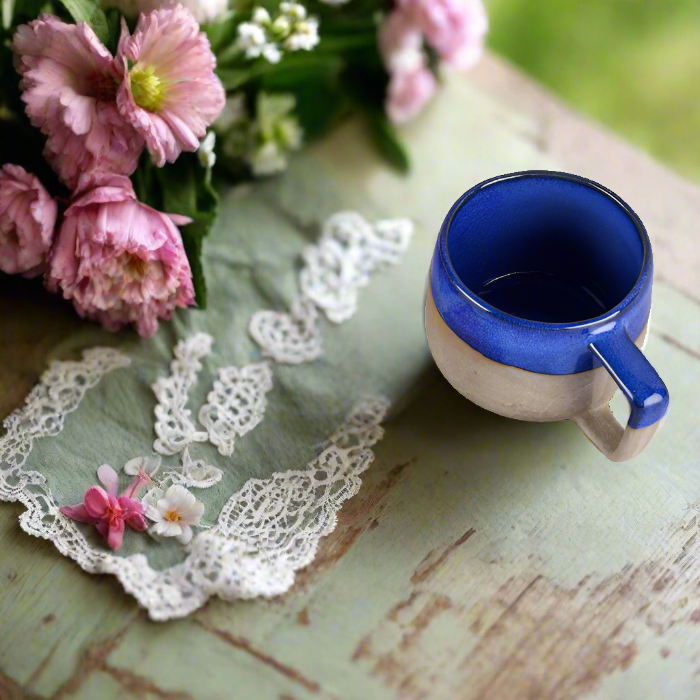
[[340, 65, 410, 173], [55, 0, 111, 43], [56, 0, 95, 23], [10, 0, 54, 24], [88, 6, 109, 45], [154, 153, 218, 309], [103, 7, 121, 55], [316, 33, 376, 53], [0, 116, 69, 198], [180, 226, 208, 311], [366, 110, 410, 174], [2, 0, 16, 30], [215, 67, 250, 90], [204, 10, 238, 54], [131, 154, 160, 209], [260, 58, 345, 141]]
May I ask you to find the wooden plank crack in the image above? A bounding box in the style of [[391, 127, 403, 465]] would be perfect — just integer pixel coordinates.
[[194, 619, 329, 697]]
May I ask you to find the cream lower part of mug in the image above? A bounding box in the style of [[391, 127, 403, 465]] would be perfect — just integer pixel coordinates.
[[425, 286, 658, 461]]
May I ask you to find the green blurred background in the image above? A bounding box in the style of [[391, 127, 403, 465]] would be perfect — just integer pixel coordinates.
[[486, 0, 700, 183]]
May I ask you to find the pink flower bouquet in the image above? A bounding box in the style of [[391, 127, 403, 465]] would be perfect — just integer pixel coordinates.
[[0, 0, 486, 338]]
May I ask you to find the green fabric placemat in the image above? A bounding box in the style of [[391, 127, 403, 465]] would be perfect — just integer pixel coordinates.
[[19, 80, 555, 570], [23, 154, 432, 569]]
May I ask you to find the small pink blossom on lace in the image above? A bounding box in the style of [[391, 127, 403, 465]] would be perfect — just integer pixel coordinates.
[[60, 464, 148, 550], [12, 16, 143, 188], [0, 164, 57, 277], [46, 171, 195, 338], [117, 5, 226, 166], [143, 484, 204, 544]]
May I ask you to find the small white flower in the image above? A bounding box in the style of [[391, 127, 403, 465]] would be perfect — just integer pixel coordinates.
[[280, 2, 307, 19], [198, 131, 217, 169], [262, 43, 283, 63], [143, 484, 205, 545], [285, 18, 319, 51], [277, 119, 303, 149], [237, 22, 268, 58], [245, 92, 303, 177], [249, 141, 288, 176], [175, 0, 229, 23], [237, 2, 318, 63], [272, 15, 291, 34], [252, 6, 271, 23], [102, 0, 229, 23]]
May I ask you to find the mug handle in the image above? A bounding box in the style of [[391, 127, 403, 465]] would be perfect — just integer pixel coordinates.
[[572, 331, 669, 462]]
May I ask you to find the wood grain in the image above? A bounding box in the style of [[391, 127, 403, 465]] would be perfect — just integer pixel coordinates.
[[1, 54, 700, 700]]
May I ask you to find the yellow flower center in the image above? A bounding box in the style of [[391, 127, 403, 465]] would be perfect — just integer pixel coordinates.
[[130, 65, 165, 112], [165, 510, 181, 522]]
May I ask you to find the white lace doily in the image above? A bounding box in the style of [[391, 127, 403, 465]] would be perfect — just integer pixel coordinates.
[[0, 349, 389, 620], [0, 210, 410, 620], [153, 333, 212, 455], [249, 211, 413, 358]]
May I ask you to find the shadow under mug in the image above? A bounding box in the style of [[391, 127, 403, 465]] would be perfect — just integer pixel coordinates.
[[426, 170, 669, 462]]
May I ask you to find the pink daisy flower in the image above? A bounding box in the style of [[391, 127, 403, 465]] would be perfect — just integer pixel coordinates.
[[117, 4, 226, 167], [12, 16, 144, 189]]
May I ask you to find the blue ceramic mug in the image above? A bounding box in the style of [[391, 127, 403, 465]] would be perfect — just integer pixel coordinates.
[[425, 171, 669, 462]]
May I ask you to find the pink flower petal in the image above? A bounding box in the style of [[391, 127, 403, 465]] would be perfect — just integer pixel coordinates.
[[59, 503, 99, 524], [167, 214, 193, 227], [122, 503, 148, 532], [386, 67, 437, 124], [96, 518, 125, 550], [83, 486, 111, 517], [97, 464, 119, 496]]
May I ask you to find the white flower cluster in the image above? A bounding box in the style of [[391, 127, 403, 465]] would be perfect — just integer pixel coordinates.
[[102, 0, 229, 24], [236, 2, 319, 64], [215, 92, 303, 177], [198, 131, 217, 170]]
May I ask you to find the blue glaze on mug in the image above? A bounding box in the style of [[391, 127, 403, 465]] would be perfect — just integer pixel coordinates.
[[430, 171, 669, 429], [588, 332, 668, 429]]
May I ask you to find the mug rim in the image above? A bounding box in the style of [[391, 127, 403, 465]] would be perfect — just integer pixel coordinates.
[[439, 170, 652, 330]]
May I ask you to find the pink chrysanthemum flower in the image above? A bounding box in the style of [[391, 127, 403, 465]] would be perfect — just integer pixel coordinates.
[[117, 5, 226, 167], [12, 16, 144, 189], [46, 172, 195, 339], [0, 164, 57, 277]]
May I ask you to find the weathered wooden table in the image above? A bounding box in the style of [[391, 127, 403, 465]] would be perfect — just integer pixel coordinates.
[[2, 53, 699, 699]]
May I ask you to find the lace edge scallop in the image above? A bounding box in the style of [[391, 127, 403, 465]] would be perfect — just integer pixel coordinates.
[[0, 350, 390, 621]]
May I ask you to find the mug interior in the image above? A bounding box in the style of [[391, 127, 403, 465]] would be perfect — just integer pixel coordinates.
[[446, 174, 646, 323]]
